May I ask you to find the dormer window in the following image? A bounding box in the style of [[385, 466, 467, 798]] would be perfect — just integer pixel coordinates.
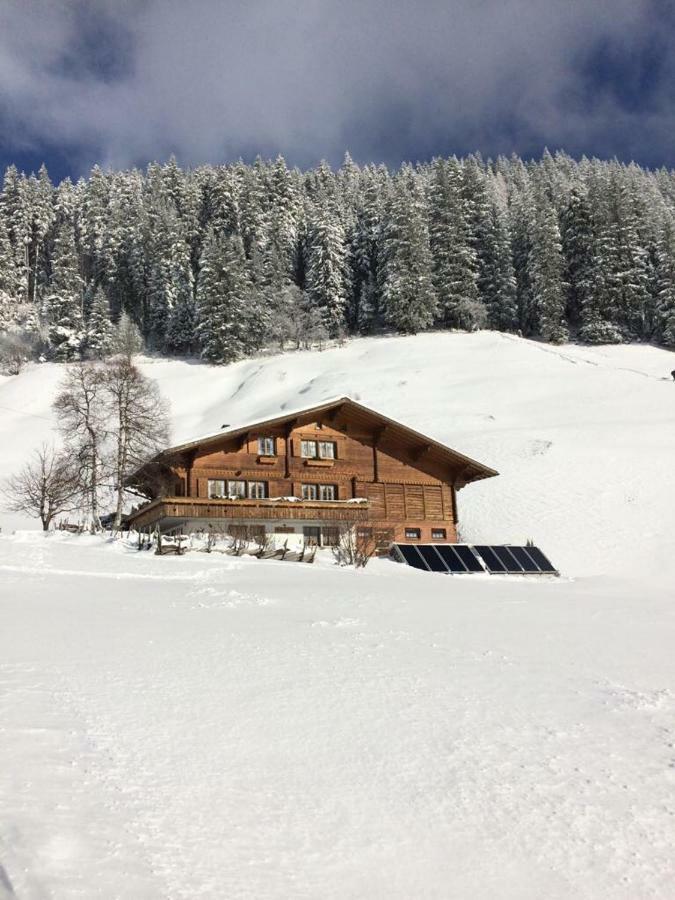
[[257, 436, 276, 456]]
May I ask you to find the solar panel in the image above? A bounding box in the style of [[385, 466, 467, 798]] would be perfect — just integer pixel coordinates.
[[395, 544, 429, 571], [453, 545, 485, 573], [474, 545, 508, 573], [492, 546, 524, 573], [391, 543, 558, 576], [508, 546, 541, 573], [522, 546, 558, 573], [434, 544, 469, 572], [417, 545, 449, 572]]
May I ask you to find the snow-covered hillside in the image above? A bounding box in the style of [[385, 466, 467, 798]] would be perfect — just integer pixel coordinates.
[[1, 332, 674, 899], [1, 331, 674, 576]]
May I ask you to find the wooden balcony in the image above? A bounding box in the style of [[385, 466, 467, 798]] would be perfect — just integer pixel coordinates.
[[128, 496, 370, 530]]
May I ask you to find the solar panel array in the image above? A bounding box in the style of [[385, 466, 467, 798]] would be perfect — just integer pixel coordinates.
[[390, 543, 558, 576]]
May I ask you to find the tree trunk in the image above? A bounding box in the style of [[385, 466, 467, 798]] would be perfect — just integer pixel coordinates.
[[113, 425, 127, 529]]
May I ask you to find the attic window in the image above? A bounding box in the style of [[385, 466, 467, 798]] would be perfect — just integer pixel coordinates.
[[257, 436, 276, 456], [301, 440, 336, 459]]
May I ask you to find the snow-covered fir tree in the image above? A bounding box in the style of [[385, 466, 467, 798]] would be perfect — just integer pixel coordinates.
[[428, 158, 482, 329], [528, 190, 568, 343], [85, 286, 115, 359], [196, 230, 261, 363], [45, 221, 84, 360], [347, 168, 388, 333], [479, 201, 518, 331], [380, 169, 436, 334], [0, 215, 20, 330], [561, 186, 597, 331], [305, 204, 349, 337], [654, 217, 675, 347]]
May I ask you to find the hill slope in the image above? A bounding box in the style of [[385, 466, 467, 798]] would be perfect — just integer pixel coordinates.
[[1, 331, 673, 576]]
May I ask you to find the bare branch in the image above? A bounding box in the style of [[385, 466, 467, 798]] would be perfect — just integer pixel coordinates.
[[2, 444, 81, 530]]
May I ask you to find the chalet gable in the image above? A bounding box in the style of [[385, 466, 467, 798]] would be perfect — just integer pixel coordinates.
[[162, 397, 497, 487]]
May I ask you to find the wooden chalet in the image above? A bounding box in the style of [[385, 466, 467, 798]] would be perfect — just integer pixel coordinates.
[[126, 397, 498, 547]]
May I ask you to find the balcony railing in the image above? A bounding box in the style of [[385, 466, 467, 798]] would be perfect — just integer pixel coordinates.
[[129, 496, 370, 529]]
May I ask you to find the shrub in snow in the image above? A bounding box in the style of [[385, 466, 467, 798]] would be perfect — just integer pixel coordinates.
[[578, 321, 624, 345]]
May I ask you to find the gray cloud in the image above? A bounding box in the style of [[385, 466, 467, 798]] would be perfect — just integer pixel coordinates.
[[0, 0, 672, 174]]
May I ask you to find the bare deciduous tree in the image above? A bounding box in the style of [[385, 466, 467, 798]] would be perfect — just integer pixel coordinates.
[[53, 362, 108, 530], [0, 329, 36, 375], [103, 357, 170, 528], [2, 444, 80, 530], [331, 519, 379, 568]]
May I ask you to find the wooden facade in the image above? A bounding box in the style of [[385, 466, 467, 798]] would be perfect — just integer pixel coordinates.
[[126, 397, 498, 545]]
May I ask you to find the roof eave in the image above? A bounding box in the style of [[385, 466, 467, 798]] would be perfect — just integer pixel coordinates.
[[142, 396, 498, 483]]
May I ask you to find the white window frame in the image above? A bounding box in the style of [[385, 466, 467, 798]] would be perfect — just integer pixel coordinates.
[[227, 480, 246, 499], [405, 528, 421, 540], [208, 479, 227, 498], [318, 441, 336, 460], [257, 436, 275, 456], [301, 440, 317, 458], [301, 484, 318, 500], [247, 481, 267, 499], [318, 484, 336, 501]]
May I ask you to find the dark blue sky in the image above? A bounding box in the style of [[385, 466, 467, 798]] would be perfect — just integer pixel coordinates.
[[1, 0, 674, 184]]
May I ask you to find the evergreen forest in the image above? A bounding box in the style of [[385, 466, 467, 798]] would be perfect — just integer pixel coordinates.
[[1, 149, 675, 365]]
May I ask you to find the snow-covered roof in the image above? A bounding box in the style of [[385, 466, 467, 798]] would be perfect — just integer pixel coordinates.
[[157, 396, 498, 484]]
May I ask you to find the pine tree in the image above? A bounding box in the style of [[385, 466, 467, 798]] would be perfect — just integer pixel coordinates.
[[654, 218, 675, 347], [510, 181, 536, 335], [166, 291, 197, 355], [85, 286, 115, 359], [428, 158, 482, 329], [479, 201, 518, 331], [1, 166, 31, 300], [145, 202, 193, 350], [380, 170, 436, 334], [46, 222, 84, 360], [305, 204, 349, 337], [268, 156, 302, 278], [528, 192, 568, 343], [614, 180, 651, 339], [196, 230, 261, 363], [561, 186, 596, 329], [348, 171, 383, 333], [0, 215, 20, 330]]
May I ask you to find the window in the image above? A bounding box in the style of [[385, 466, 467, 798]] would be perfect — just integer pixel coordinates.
[[405, 528, 421, 540], [300, 439, 337, 459], [208, 479, 265, 499], [301, 484, 336, 501], [303, 526, 321, 544], [227, 480, 246, 498], [319, 484, 336, 501], [257, 436, 275, 456], [431, 528, 447, 540], [248, 481, 267, 499], [318, 441, 336, 459], [208, 479, 226, 498], [303, 526, 339, 547]]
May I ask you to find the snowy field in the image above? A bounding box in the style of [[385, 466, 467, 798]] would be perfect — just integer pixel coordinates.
[[1, 331, 674, 898]]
